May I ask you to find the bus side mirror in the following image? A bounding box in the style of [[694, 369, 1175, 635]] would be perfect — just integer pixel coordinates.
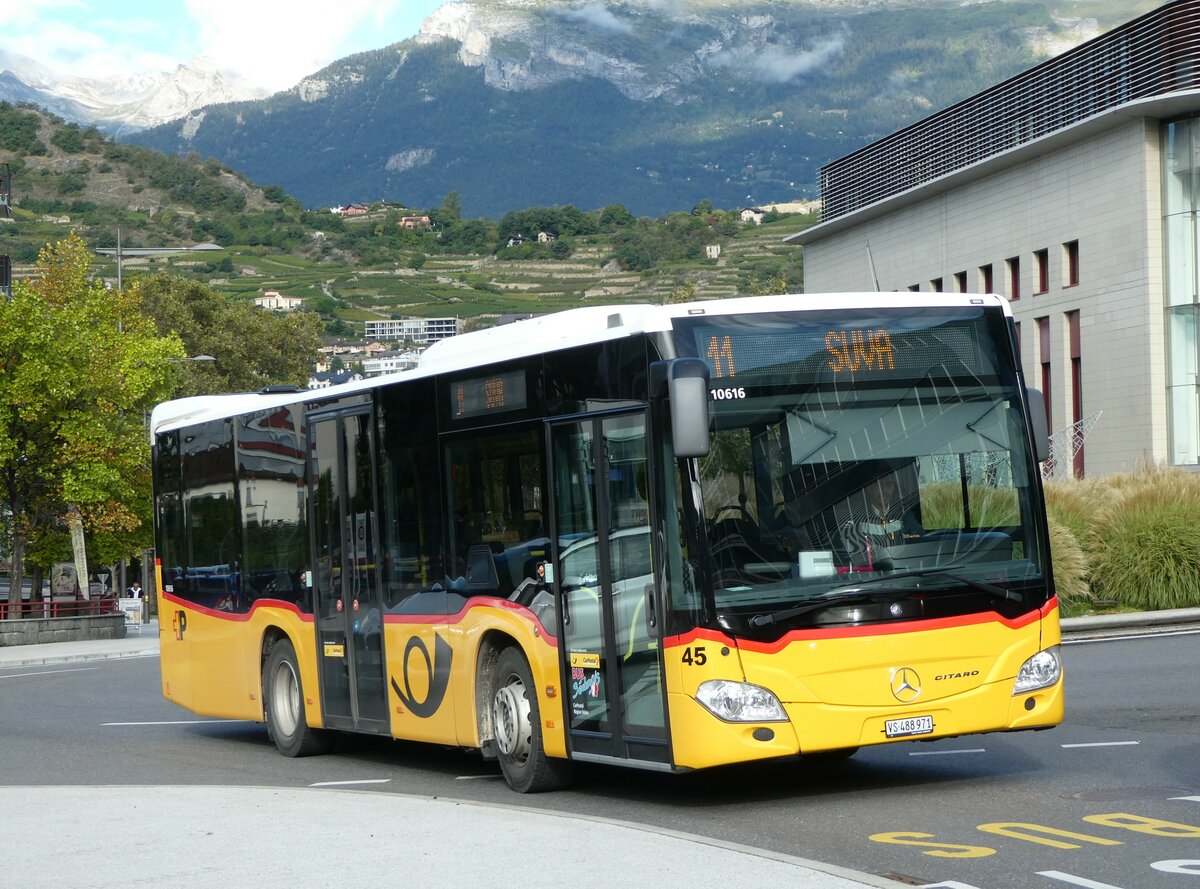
[[1026, 388, 1050, 465], [666, 358, 710, 459]]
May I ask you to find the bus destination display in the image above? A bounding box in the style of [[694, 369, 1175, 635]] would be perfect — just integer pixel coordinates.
[[690, 315, 985, 382], [451, 369, 527, 419]]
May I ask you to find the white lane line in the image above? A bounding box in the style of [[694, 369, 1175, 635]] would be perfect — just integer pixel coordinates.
[[908, 748, 986, 757], [102, 719, 246, 726], [454, 774, 502, 781], [310, 779, 392, 787], [0, 668, 96, 679], [1060, 741, 1140, 749], [1037, 870, 1126, 889], [1170, 795, 1200, 802]]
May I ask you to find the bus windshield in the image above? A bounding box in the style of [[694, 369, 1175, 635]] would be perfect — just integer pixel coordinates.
[[673, 304, 1048, 631]]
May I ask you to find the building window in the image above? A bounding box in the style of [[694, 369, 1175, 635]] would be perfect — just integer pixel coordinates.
[[1163, 117, 1200, 465], [1007, 256, 1021, 301], [1067, 311, 1083, 477], [907, 284, 920, 292], [1063, 240, 1079, 287], [979, 263, 994, 293], [1037, 316, 1051, 431], [1035, 249, 1049, 294], [954, 271, 967, 293], [931, 277, 943, 292]]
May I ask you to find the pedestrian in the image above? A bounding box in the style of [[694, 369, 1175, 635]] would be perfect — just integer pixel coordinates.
[[127, 580, 143, 599]]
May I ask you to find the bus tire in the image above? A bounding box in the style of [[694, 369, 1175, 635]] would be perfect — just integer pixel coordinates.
[[491, 646, 573, 793], [263, 638, 331, 757]]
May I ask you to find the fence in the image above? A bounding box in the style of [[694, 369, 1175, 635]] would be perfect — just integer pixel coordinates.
[[0, 596, 121, 621]]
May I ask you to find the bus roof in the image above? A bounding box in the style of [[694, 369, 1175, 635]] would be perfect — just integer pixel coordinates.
[[149, 292, 1011, 437]]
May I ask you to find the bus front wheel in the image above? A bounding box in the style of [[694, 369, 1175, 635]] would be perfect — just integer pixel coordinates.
[[491, 647, 573, 792], [263, 638, 331, 757]]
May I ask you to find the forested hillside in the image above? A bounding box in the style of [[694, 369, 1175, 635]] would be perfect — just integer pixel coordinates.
[[1, 104, 812, 337]]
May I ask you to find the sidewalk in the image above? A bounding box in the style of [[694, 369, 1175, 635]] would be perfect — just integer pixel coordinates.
[[0, 785, 895, 889], [0, 618, 160, 668]]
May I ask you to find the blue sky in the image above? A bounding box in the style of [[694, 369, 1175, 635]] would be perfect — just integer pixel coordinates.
[[1, 0, 452, 92]]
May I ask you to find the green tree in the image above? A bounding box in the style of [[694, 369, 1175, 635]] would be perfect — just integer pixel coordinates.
[[136, 273, 323, 394], [0, 235, 184, 607]]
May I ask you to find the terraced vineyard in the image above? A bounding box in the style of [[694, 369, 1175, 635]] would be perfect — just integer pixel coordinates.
[[102, 213, 813, 329]]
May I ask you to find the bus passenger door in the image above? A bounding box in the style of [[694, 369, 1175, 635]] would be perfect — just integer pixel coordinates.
[[309, 409, 389, 734], [550, 412, 670, 767]]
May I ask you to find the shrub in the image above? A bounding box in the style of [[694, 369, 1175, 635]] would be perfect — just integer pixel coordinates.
[[1045, 515, 1090, 609], [1088, 468, 1200, 610], [1042, 477, 1106, 552]]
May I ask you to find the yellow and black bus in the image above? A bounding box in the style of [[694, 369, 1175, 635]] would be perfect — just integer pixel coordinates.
[[150, 293, 1062, 792]]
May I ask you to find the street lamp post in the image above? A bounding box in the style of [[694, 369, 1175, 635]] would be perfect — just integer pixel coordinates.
[[95, 229, 225, 290]]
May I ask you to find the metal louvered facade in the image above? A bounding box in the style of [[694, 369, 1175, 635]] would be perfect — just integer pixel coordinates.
[[819, 0, 1200, 221]]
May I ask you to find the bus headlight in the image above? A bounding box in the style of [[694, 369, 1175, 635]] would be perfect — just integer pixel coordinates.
[[1013, 646, 1061, 695], [696, 680, 787, 722]]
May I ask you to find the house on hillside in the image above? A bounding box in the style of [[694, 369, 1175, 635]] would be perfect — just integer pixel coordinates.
[[255, 290, 303, 312], [308, 369, 363, 390], [506, 234, 527, 247], [537, 231, 556, 243], [342, 203, 369, 218], [740, 207, 766, 224], [705, 245, 722, 259], [400, 215, 432, 230]]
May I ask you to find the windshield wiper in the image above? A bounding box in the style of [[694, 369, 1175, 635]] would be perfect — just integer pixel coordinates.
[[746, 566, 1022, 629], [829, 566, 1022, 603], [746, 591, 896, 628]]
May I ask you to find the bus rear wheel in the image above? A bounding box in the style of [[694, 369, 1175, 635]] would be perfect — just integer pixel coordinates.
[[491, 647, 572, 793], [263, 638, 331, 757]]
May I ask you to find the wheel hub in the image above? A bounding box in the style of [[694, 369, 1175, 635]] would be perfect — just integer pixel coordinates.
[[493, 677, 532, 763]]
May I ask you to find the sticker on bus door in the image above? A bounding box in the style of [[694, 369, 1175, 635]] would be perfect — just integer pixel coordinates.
[[570, 651, 603, 719]]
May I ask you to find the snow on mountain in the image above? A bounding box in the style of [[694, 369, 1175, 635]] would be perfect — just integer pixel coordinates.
[[0, 54, 267, 134]]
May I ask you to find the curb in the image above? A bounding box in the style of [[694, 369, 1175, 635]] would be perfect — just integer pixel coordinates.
[[1061, 606, 1200, 639]]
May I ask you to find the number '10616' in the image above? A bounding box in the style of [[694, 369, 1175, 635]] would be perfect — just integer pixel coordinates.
[[710, 387, 746, 400]]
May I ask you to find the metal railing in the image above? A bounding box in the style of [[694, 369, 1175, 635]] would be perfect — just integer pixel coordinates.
[[0, 597, 121, 620]]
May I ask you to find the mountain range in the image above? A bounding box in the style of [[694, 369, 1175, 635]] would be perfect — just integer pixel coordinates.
[[6, 1, 1162, 217], [0, 49, 265, 136]]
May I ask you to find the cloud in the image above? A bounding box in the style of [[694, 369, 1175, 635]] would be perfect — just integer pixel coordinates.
[[553, 2, 634, 35], [1, 0, 447, 90], [711, 32, 847, 84], [751, 34, 846, 83], [184, 0, 399, 91]]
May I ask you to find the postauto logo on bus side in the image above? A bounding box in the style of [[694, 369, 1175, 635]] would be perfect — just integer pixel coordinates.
[[890, 667, 922, 702]]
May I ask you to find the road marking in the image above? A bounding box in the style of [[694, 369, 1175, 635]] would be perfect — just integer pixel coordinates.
[[1170, 796, 1200, 803], [1037, 870, 1125, 888], [0, 668, 96, 679], [455, 774, 502, 781], [102, 719, 246, 726], [310, 779, 392, 787], [908, 748, 986, 757], [1060, 741, 1140, 749]]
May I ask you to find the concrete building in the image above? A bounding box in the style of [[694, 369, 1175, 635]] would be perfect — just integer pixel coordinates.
[[364, 317, 460, 344], [254, 290, 303, 312], [360, 350, 421, 377], [789, 0, 1200, 477]]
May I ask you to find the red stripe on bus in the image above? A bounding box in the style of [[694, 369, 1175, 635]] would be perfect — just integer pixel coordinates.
[[664, 598, 1057, 652]]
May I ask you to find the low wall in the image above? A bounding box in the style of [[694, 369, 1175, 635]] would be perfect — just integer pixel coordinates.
[[0, 613, 126, 647]]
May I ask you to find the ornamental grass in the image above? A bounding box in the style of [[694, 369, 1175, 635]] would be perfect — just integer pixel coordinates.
[[1086, 468, 1200, 611]]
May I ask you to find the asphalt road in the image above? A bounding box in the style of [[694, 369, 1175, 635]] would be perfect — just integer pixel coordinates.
[[1, 631, 1198, 888]]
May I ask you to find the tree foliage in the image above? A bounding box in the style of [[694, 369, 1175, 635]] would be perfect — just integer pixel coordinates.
[[0, 234, 184, 592], [136, 273, 324, 395]]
